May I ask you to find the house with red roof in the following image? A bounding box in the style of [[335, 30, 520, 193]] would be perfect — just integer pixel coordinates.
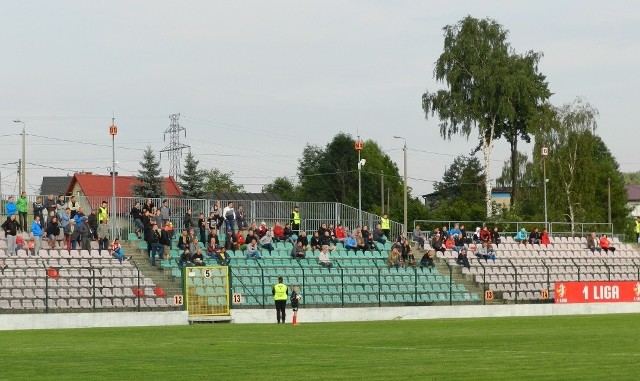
[[66, 173, 181, 199]]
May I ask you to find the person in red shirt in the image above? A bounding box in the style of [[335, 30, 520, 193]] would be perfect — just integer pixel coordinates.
[[444, 235, 455, 250], [599, 234, 616, 253], [479, 226, 491, 243], [257, 222, 268, 238], [540, 228, 551, 247], [236, 231, 246, 250], [335, 224, 347, 243], [272, 221, 285, 242]]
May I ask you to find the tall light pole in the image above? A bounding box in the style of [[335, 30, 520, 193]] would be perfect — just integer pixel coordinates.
[[109, 119, 118, 239], [13, 120, 26, 194], [393, 136, 407, 235], [355, 137, 364, 226], [541, 146, 549, 230]]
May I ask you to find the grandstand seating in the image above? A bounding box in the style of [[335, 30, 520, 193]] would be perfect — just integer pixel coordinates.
[[433, 235, 640, 301]]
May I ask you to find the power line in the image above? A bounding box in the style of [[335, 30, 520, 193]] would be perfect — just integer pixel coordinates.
[[27, 133, 145, 151]]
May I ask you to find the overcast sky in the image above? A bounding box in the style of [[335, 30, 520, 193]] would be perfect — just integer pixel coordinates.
[[1, 1, 638, 198]]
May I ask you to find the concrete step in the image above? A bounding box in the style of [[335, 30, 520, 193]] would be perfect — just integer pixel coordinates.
[[121, 240, 183, 298]]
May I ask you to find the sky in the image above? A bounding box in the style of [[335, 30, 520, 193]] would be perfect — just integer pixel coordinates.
[[1, 1, 639, 198]]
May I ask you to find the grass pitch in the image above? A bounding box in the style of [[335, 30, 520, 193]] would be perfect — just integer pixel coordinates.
[[1, 314, 639, 380]]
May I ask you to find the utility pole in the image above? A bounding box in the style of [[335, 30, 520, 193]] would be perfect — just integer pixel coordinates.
[[608, 177, 611, 225], [380, 170, 384, 215], [541, 146, 549, 230], [109, 119, 118, 239], [160, 113, 189, 179], [394, 136, 408, 235], [13, 120, 26, 194], [355, 137, 364, 226]]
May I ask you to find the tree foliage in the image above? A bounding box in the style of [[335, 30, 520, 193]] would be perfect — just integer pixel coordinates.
[[132, 146, 165, 198], [179, 151, 205, 199], [202, 169, 244, 194], [423, 15, 550, 216], [623, 171, 640, 185], [262, 177, 297, 201], [429, 156, 487, 221]]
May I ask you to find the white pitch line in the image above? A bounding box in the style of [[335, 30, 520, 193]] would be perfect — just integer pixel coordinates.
[[217, 340, 640, 357]]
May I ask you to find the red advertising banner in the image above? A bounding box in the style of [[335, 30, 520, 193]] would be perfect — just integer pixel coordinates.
[[554, 281, 640, 304]]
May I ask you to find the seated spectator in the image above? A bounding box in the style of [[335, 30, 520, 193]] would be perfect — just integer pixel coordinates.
[[259, 231, 275, 253], [401, 241, 415, 267], [245, 230, 258, 249], [291, 241, 306, 259], [514, 228, 528, 244], [283, 223, 293, 242], [15, 234, 26, 252], [372, 224, 386, 244], [472, 227, 481, 243], [366, 233, 377, 251], [452, 233, 465, 253], [412, 225, 426, 248], [449, 223, 461, 238], [257, 222, 268, 238], [460, 224, 470, 244], [245, 238, 262, 259], [479, 226, 491, 243], [431, 234, 445, 254], [456, 248, 471, 268], [356, 232, 366, 251], [191, 247, 205, 266], [387, 247, 404, 269], [320, 230, 336, 249], [297, 231, 309, 250], [335, 224, 347, 243], [0, 258, 7, 271], [441, 226, 449, 239], [600, 234, 616, 253], [310, 231, 322, 251], [177, 230, 189, 250], [317, 223, 328, 237], [491, 227, 501, 247], [179, 249, 194, 267], [236, 231, 246, 250], [224, 230, 236, 251], [396, 232, 407, 245], [361, 225, 370, 240], [444, 235, 455, 250], [327, 223, 337, 243], [528, 228, 541, 245], [540, 228, 551, 246], [586, 232, 601, 253], [419, 249, 435, 269], [272, 221, 285, 242], [110, 239, 131, 263], [318, 245, 332, 268], [344, 232, 358, 251], [475, 241, 496, 261], [207, 236, 220, 257], [215, 247, 231, 266]]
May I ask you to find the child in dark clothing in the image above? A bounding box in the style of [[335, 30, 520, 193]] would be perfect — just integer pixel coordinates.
[[290, 285, 302, 325]]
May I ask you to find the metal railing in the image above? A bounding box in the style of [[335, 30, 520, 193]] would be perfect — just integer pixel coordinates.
[[413, 220, 615, 238]]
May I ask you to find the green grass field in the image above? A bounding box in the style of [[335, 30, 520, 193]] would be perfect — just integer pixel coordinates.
[[1, 314, 639, 380]]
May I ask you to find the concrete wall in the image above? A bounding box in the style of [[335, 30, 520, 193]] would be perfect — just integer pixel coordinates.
[[0, 311, 188, 331], [231, 303, 640, 324]]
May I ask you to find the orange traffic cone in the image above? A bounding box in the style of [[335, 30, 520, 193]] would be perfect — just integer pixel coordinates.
[[292, 312, 298, 325]]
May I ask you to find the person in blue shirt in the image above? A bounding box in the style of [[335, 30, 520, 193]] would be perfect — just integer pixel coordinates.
[[31, 216, 43, 255], [5, 196, 17, 217], [344, 232, 358, 251], [514, 228, 528, 244]]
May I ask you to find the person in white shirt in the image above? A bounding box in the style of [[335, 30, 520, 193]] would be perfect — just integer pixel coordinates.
[[318, 245, 332, 268], [222, 201, 236, 235]]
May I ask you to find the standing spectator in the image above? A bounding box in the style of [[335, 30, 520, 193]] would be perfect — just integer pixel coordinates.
[[5, 196, 17, 218], [290, 285, 301, 326], [142, 209, 153, 253], [587, 232, 601, 253], [2, 214, 19, 256], [130, 201, 144, 238], [211, 200, 224, 229], [98, 201, 109, 227], [97, 218, 110, 250], [33, 197, 45, 229], [78, 216, 92, 251], [31, 215, 43, 255], [68, 195, 80, 218], [88, 210, 99, 240], [272, 276, 288, 324], [74, 207, 86, 226], [198, 213, 207, 244], [43, 194, 56, 225], [64, 217, 76, 250], [380, 213, 390, 239], [45, 216, 61, 249], [142, 198, 154, 214], [183, 208, 194, 231], [636, 216, 640, 244], [207, 211, 218, 233], [16, 191, 28, 231], [56, 195, 66, 218], [223, 201, 236, 235], [412, 224, 425, 248], [318, 245, 332, 268], [150, 223, 163, 265], [290, 205, 301, 234], [236, 204, 248, 232], [599, 234, 616, 253], [160, 200, 171, 226]]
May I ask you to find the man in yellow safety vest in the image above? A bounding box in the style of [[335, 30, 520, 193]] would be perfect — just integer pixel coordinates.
[[98, 201, 109, 224], [381, 214, 390, 240], [635, 216, 640, 244], [272, 276, 288, 324], [291, 206, 301, 234]]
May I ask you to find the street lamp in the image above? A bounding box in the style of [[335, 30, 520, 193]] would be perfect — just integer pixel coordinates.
[[393, 136, 408, 236], [13, 120, 26, 194], [541, 146, 549, 230], [109, 119, 118, 239], [355, 137, 364, 226]]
